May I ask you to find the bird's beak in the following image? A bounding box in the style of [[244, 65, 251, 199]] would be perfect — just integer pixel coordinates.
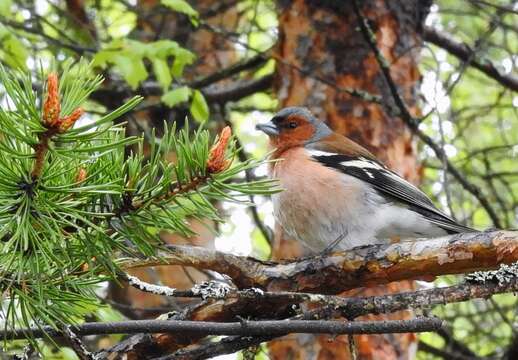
[[256, 121, 279, 136]]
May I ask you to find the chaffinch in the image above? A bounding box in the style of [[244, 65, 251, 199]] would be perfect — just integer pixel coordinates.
[[256, 107, 474, 253]]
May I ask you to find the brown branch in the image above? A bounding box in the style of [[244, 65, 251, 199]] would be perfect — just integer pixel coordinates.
[[106, 276, 518, 359], [146, 271, 518, 360], [120, 230, 518, 293], [121, 265, 518, 320], [31, 130, 54, 180], [157, 334, 273, 360], [423, 26, 518, 92], [189, 54, 268, 89], [2, 317, 443, 341], [202, 74, 274, 103], [129, 174, 210, 211]]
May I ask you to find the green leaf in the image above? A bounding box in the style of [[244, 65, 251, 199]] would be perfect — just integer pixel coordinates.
[[0, 0, 12, 16], [152, 58, 172, 91], [161, 0, 198, 19], [161, 86, 191, 108], [189, 90, 209, 123], [0, 26, 28, 69], [113, 54, 147, 89], [171, 48, 196, 78]]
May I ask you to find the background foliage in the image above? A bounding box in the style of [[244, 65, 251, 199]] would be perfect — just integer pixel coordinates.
[[0, 0, 516, 359]]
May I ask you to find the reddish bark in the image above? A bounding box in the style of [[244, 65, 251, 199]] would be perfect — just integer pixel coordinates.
[[271, 0, 430, 358]]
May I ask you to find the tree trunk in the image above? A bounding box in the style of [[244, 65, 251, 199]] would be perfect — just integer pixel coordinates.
[[270, 0, 430, 358]]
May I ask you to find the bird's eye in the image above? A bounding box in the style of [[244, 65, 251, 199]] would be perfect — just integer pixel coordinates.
[[288, 122, 298, 129]]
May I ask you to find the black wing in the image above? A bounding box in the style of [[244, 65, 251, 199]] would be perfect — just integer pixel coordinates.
[[310, 151, 473, 234]]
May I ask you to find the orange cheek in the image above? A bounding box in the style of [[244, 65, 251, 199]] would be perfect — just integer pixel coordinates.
[[276, 126, 314, 144], [270, 124, 315, 158], [290, 124, 315, 142]]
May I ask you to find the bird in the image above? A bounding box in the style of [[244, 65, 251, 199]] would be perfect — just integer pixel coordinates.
[[256, 106, 474, 253]]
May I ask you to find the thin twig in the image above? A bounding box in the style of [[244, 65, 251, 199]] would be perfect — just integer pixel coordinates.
[[153, 335, 273, 360], [426, 25, 518, 93], [221, 110, 273, 247], [124, 273, 232, 299], [199, 21, 385, 106], [0, 16, 96, 54], [61, 326, 95, 360], [352, 0, 502, 228], [1, 317, 443, 340]]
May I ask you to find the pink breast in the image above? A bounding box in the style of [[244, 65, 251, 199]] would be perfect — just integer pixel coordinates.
[[271, 148, 362, 246]]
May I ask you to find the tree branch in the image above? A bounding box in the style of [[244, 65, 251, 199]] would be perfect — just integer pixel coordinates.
[[0, 16, 96, 54], [203, 74, 274, 103], [2, 317, 443, 340], [137, 275, 518, 360], [189, 54, 268, 89], [423, 26, 518, 92], [61, 325, 94, 360], [122, 264, 518, 320], [120, 230, 518, 294]]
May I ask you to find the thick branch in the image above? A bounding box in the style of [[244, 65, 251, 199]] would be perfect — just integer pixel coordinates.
[[121, 231, 518, 294], [423, 26, 518, 92], [121, 269, 518, 320]]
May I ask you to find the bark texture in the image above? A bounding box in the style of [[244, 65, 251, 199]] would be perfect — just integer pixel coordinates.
[[118, 230, 518, 293], [272, 0, 430, 358]]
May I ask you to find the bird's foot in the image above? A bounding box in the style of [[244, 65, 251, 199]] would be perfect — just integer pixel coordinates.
[[319, 232, 347, 256]]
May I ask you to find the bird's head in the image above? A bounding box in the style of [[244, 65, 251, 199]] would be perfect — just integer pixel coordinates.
[[256, 107, 332, 149]]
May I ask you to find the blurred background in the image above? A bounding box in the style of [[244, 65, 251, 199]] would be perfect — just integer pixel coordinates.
[[0, 0, 516, 359]]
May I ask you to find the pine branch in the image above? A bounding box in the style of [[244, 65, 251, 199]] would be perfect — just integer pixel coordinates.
[[0, 61, 278, 341], [31, 129, 54, 180], [129, 174, 211, 211]]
